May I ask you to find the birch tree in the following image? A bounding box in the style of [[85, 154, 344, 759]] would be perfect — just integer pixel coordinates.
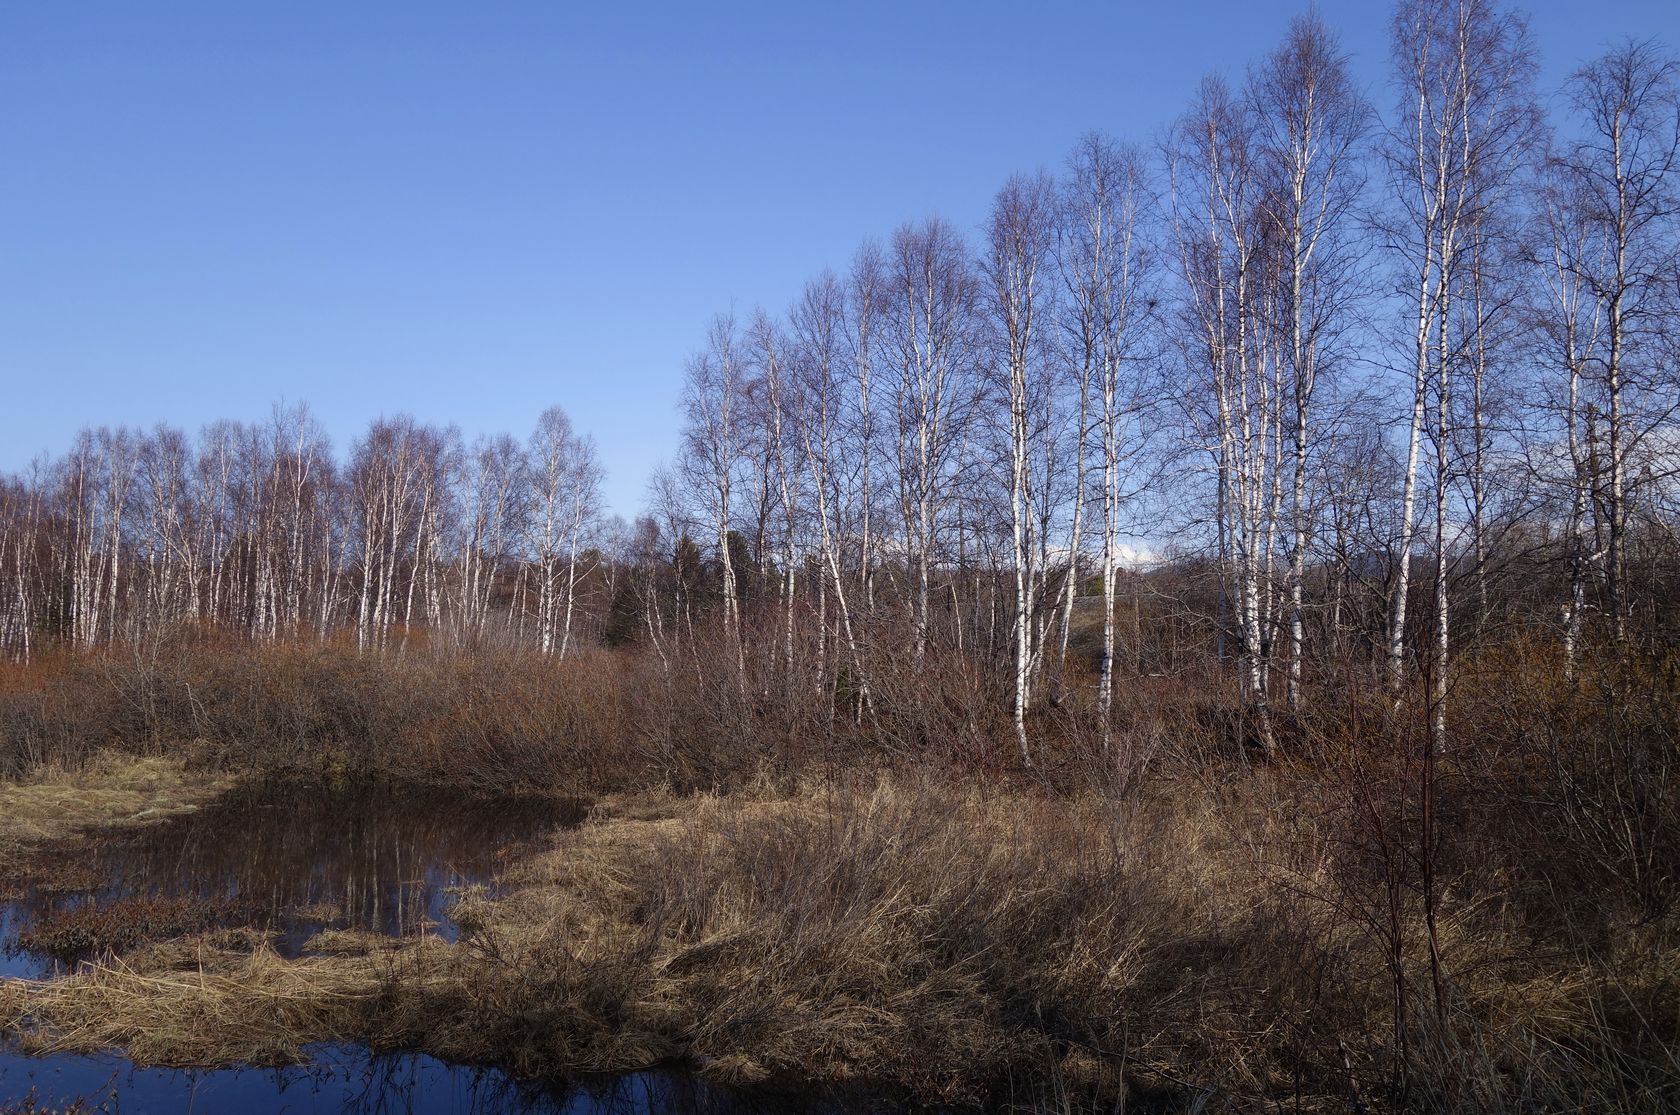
[[849, 243, 885, 614], [1170, 77, 1284, 755], [1550, 39, 1680, 646], [462, 434, 529, 642], [681, 314, 750, 683], [1061, 133, 1154, 754], [530, 406, 603, 658], [791, 270, 871, 711], [984, 172, 1059, 764], [885, 218, 980, 666], [1536, 168, 1606, 677], [749, 311, 804, 682], [1384, 0, 1540, 748], [1251, 11, 1369, 707]]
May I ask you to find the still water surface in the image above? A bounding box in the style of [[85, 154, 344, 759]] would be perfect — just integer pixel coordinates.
[[1, 779, 585, 978], [0, 781, 754, 1113], [0, 1041, 830, 1114]]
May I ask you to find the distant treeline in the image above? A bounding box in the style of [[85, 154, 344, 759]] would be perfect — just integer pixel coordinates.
[[0, 405, 606, 659]]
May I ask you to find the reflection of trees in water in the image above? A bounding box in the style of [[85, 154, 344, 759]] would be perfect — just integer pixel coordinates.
[[3, 783, 585, 962], [334, 1053, 848, 1115], [123, 783, 577, 921]]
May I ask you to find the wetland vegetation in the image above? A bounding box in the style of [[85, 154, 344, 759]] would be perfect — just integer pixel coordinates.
[[0, 635, 1677, 1113]]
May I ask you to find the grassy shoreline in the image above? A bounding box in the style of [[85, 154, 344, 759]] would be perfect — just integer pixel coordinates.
[[1, 772, 1200, 1104], [0, 752, 236, 880]]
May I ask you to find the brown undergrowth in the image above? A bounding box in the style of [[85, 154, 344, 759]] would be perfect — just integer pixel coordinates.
[[0, 640, 1676, 1111]]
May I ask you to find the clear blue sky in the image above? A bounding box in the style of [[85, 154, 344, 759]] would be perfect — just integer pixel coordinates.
[[2, 1, 1673, 516]]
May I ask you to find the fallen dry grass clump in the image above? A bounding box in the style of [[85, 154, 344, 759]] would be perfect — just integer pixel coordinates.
[[0, 942, 446, 1067]]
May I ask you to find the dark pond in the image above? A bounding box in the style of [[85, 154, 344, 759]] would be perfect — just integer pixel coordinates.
[[0, 1041, 839, 1114], [0, 780, 587, 978]]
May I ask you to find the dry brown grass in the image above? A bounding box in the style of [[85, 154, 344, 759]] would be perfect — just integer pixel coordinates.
[[0, 751, 233, 867], [0, 1094, 95, 1115], [299, 929, 409, 956], [0, 774, 1333, 1105], [0, 942, 436, 1067]]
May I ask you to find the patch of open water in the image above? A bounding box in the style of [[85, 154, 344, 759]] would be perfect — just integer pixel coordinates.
[[0, 1041, 829, 1113], [1, 780, 585, 978]]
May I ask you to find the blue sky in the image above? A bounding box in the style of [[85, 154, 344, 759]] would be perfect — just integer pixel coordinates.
[[2, 1, 1674, 516]]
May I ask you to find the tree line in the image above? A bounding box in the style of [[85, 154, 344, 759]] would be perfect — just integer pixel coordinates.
[[3, 0, 1677, 767], [0, 405, 605, 660]]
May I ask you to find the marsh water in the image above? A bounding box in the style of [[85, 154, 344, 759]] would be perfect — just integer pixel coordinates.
[[0, 779, 718, 1113], [0, 1041, 833, 1114], [0, 779, 586, 979]]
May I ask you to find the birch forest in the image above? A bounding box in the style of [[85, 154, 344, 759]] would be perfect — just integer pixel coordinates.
[[5, 4, 1676, 767]]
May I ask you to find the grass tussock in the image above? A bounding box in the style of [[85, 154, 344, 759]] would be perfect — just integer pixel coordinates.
[[490, 777, 1283, 1102], [0, 942, 452, 1067], [12, 894, 257, 964]]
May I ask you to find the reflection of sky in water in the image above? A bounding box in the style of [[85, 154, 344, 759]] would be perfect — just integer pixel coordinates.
[[0, 1042, 836, 1115], [1, 781, 585, 971], [0, 905, 34, 980]]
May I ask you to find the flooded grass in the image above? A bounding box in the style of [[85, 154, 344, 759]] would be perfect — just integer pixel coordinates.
[[11, 894, 255, 964]]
